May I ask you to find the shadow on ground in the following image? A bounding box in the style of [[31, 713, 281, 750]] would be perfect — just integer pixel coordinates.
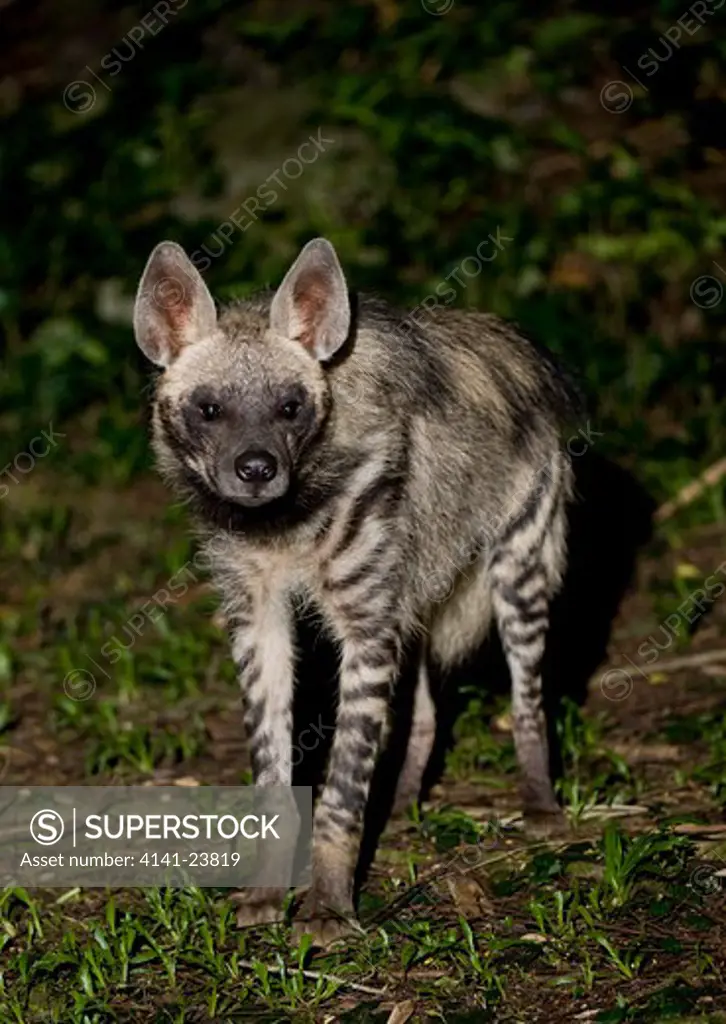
[[428, 450, 656, 794]]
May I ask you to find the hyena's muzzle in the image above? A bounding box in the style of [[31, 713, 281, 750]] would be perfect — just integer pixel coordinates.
[[215, 423, 292, 507]]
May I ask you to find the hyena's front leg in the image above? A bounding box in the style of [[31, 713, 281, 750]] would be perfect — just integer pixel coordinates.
[[294, 621, 401, 945], [225, 582, 296, 927]]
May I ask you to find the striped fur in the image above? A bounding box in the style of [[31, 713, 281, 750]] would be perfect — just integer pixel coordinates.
[[134, 238, 579, 945]]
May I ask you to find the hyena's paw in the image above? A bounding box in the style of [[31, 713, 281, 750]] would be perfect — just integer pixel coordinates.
[[524, 807, 569, 838], [231, 887, 287, 928], [292, 893, 359, 949], [521, 783, 568, 838], [522, 796, 569, 838]]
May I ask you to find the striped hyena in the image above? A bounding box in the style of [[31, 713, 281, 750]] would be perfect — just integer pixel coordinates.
[[133, 237, 579, 945]]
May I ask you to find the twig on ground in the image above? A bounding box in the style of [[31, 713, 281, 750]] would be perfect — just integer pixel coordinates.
[[652, 649, 726, 674], [655, 457, 726, 522], [579, 804, 650, 819], [672, 822, 726, 836], [238, 958, 386, 997]]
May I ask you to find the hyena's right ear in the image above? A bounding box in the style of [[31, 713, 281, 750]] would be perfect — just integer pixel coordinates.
[[133, 241, 217, 367]]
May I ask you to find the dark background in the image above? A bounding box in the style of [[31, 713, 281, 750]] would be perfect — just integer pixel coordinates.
[[1, 0, 725, 501]]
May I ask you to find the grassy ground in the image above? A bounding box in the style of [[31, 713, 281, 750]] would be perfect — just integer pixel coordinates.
[[2, 455, 726, 1022]]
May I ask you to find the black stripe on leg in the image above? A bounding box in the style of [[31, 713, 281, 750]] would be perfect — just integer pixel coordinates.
[[227, 615, 253, 633], [499, 621, 549, 646], [250, 740, 274, 779], [323, 777, 370, 818], [237, 660, 262, 689], [497, 587, 548, 618], [335, 712, 386, 746], [510, 562, 545, 592], [242, 695, 266, 738], [344, 680, 393, 702]]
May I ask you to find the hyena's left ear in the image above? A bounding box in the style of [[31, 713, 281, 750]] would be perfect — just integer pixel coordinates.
[[133, 241, 217, 367], [269, 238, 350, 361]]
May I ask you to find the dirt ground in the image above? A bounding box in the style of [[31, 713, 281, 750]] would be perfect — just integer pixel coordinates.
[[2, 468, 726, 1021]]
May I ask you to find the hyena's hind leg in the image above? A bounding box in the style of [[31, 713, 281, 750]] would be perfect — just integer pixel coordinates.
[[393, 656, 436, 814], [491, 464, 570, 822], [393, 562, 496, 814]]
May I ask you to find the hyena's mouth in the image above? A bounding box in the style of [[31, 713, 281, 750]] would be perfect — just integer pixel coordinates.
[[216, 475, 292, 508], [231, 487, 289, 508], [188, 469, 320, 535]]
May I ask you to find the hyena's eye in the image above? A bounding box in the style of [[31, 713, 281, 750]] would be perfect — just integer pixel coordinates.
[[279, 399, 301, 421], [199, 402, 222, 422]]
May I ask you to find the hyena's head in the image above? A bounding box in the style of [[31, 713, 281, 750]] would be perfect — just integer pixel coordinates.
[[133, 238, 351, 514]]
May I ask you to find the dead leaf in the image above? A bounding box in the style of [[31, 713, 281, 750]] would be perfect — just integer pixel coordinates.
[[173, 776, 201, 787], [445, 875, 490, 919], [387, 1001, 415, 1024]]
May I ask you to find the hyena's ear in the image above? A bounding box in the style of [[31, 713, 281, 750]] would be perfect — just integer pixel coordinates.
[[133, 241, 217, 367], [269, 238, 350, 361]]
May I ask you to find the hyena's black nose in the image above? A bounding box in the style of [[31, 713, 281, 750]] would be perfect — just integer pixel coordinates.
[[235, 449, 278, 483]]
